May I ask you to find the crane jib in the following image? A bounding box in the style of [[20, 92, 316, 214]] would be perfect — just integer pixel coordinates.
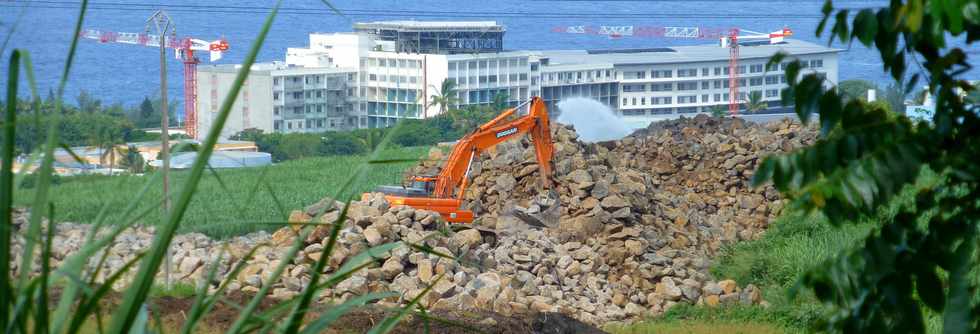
[[496, 127, 518, 139]]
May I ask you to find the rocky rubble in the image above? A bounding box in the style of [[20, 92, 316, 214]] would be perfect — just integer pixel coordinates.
[[11, 115, 816, 326]]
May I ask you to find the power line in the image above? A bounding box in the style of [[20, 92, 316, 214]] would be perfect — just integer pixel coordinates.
[[1, 1, 833, 19]]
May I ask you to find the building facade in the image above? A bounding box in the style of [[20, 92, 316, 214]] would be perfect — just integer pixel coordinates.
[[196, 21, 840, 140]]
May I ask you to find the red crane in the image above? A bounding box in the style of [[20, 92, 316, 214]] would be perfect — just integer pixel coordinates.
[[80, 29, 229, 139], [552, 25, 792, 115]]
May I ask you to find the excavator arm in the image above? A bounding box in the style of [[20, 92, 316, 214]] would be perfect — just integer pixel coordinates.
[[433, 96, 554, 199], [371, 97, 555, 223]]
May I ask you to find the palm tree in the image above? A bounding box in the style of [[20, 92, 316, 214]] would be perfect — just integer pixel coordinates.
[[745, 91, 769, 114], [491, 92, 510, 111], [427, 78, 460, 116], [97, 137, 124, 176], [119, 145, 145, 174]]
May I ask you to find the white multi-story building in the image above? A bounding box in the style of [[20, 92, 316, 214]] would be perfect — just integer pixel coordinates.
[[196, 21, 840, 140]]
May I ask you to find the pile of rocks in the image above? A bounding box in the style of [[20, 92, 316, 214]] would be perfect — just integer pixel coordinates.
[[455, 114, 817, 249], [10, 115, 816, 326]]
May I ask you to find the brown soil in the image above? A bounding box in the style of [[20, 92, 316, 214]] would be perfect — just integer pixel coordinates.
[[81, 290, 604, 334]]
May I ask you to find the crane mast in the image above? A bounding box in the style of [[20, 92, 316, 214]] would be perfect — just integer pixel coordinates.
[[79, 29, 229, 139]]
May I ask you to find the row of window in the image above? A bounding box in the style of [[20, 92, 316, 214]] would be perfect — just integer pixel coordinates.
[[620, 58, 825, 82], [362, 57, 422, 69], [780, 59, 825, 70], [366, 102, 420, 118], [273, 118, 340, 131], [621, 107, 701, 116], [621, 75, 788, 93], [449, 73, 529, 86], [543, 70, 614, 84], [458, 88, 525, 104], [273, 75, 346, 87], [363, 88, 419, 103], [366, 73, 420, 85], [448, 58, 529, 72], [622, 89, 782, 107], [273, 103, 344, 116]]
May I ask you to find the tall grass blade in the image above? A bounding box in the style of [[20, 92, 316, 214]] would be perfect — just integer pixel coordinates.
[[367, 274, 445, 334], [5, 279, 37, 334], [19, 0, 89, 293], [263, 181, 288, 221], [34, 203, 54, 334], [298, 292, 398, 334], [67, 252, 146, 334], [50, 174, 162, 333], [227, 225, 308, 333], [282, 200, 351, 334], [107, 3, 284, 331], [0, 48, 20, 333], [19, 51, 41, 109], [181, 245, 259, 334]]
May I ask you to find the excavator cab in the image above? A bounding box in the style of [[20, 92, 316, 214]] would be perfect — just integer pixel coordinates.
[[374, 177, 435, 198]]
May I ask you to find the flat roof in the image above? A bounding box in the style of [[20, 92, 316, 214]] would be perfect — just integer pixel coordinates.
[[541, 39, 841, 66], [198, 62, 355, 74], [353, 20, 504, 32]]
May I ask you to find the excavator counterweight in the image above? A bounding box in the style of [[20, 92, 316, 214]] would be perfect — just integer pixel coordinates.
[[364, 97, 556, 224]]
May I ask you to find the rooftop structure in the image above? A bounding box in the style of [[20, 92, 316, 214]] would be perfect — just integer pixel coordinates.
[[353, 20, 505, 54], [542, 39, 838, 66]]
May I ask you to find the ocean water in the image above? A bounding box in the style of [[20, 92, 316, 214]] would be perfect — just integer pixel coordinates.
[[1, 0, 976, 118]]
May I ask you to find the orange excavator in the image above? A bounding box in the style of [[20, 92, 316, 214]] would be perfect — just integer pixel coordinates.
[[365, 96, 557, 224]]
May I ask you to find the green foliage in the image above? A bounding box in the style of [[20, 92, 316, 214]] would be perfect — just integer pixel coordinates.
[[709, 104, 728, 118], [3, 96, 158, 155], [427, 78, 459, 115], [754, 1, 980, 332], [746, 91, 769, 113], [232, 103, 499, 163], [119, 144, 145, 173], [838, 79, 878, 101]]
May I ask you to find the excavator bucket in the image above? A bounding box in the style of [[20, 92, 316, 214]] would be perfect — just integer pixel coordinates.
[[506, 189, 562, 229]]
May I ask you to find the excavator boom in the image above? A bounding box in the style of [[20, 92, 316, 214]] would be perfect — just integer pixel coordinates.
[[367, 97, 555, 223]]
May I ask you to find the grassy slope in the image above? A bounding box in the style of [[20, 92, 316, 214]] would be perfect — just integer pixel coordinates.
[[611, 170, 943, 333], [15, 147, 427, 238]]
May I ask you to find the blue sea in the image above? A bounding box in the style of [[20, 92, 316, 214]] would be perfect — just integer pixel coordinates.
[[1, 0, 976, 119]]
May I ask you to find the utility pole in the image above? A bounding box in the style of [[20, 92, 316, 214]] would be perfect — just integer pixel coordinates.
[[147, 10, 173, 288]]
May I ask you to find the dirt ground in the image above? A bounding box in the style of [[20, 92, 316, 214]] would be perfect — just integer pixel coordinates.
[[85, 291, 605, 334]]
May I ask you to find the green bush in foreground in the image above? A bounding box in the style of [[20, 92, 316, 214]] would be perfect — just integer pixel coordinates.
[[752, 1, 980, 332]]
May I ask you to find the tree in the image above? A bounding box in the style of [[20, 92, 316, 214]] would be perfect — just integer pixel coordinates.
[[139, 97, 154, 122], [491, 92, 510, 111], [319, 132, 366, 156], [745, 91, 768, 113], [882, 83, 907, 115], [427, 79, 459, 117], [752, 1, 980, 332], [838, 79, 878, 101], [76, 90, 102, 114], [277, 134, 321, 160], [966, 88, 980, 105], [119, 145, 145, 173]]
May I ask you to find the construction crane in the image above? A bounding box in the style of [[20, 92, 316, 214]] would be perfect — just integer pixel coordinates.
[[552, 25, 792, 115], [80, 29, 229, 139]]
